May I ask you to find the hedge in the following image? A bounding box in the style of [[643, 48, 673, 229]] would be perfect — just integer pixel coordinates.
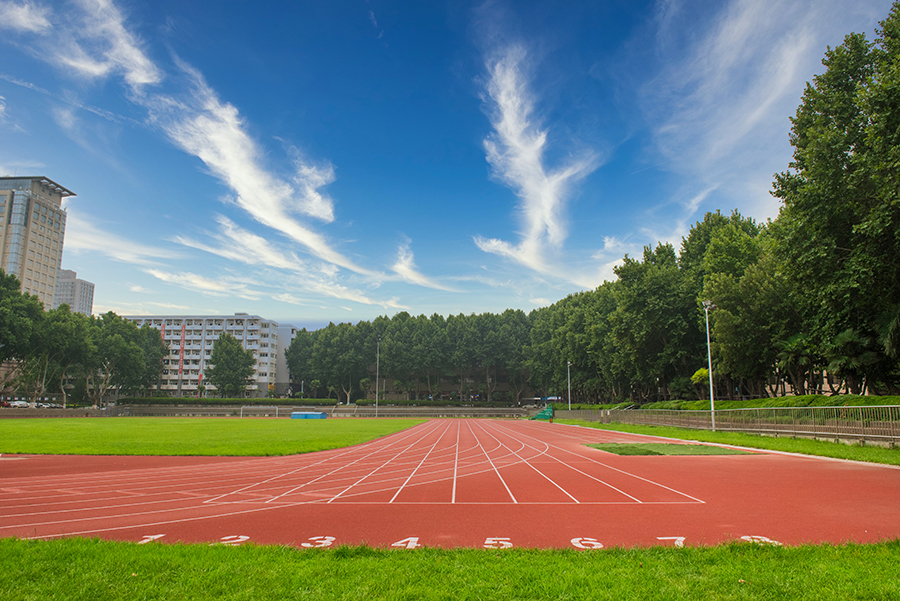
[[117, 397, 339, 407]]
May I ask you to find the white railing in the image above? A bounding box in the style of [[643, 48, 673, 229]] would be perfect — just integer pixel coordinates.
[[573, 406, 900, 445]]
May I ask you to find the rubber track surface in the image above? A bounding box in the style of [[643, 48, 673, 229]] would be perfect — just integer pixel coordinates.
[[2, 419, 899, 549]]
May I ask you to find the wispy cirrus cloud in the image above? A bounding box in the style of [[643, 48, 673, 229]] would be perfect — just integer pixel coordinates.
[[173, 216, 401, 308], [2, 0, 430, 311], [142, 60, 373, 276], [64, 210, 180, 266], [144, 268, 263, 301], [474, 44, 598, 278], [0, 0, 50, 33], [390, 240, 457, 292], [641, 0, 889, 223]]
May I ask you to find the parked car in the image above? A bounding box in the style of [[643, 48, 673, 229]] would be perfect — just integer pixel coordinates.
[[0, 400, 10, 407], [10, 401, 29, 408]]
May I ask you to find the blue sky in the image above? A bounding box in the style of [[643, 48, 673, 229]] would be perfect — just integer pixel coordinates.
[[0, 0, 892, 329]]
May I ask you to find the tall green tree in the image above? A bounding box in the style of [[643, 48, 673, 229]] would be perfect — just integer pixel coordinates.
[[0, 270, 44, 391], [83, 312, 145, 406], [205, 332, 256, 398], [772, 3, 900, 389]]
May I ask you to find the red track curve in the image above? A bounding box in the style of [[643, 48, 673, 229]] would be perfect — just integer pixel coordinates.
[[2, 419, 899, 550]]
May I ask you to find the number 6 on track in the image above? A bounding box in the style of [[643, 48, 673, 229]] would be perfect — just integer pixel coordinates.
[[484, 537, 513, 549]]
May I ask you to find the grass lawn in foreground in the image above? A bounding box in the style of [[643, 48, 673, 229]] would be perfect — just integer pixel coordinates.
[[1, 538, 899, 600], [0, 418, 426, 456], [561, 420, 900, 465]]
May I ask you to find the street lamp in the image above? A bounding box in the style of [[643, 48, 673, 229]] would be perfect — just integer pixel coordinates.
[[702, 300, 716, 431], [567, 361, 573, 411], [375, 337, 380, 418]]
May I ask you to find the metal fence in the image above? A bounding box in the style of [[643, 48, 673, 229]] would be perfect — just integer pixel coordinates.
[[557, 406, 900, 446]]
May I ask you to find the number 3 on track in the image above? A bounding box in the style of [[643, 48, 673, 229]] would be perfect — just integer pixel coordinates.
[[301, 536, 335, 548], [391, 537, 422, 549], [484, 537, 513, 549], [571, 537, 604, 550]]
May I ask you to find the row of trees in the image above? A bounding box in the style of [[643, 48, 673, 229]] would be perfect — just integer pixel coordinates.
[[0, 270, 257, 405], [286, 4, 900, 404], [0, 271, 168, 406]]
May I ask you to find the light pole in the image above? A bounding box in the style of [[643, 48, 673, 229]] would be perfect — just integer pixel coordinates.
[[567, 361, 573, 411], [703, 300, 716, 431], [375, 337, 380, 418]]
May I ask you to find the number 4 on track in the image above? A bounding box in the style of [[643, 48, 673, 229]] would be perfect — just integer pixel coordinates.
[[391, 537, 422, 549]]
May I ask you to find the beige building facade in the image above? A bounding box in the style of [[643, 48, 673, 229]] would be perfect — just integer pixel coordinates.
[[52, 269, 94, 315], [0, 176, 73, 308]]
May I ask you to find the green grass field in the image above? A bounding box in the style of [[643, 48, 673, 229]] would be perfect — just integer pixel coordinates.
[[1, 538, 899, 600], [587, 442, 751, 456], [561, 420, 900, 465], [0, 418, 426, 456]]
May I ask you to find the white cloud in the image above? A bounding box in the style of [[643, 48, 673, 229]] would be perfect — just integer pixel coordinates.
[[173, 216, 404, 307], [63, 0, 163, 89], [63, 210, 180, 266], [0, 1, 51, 33], [144, 268, 263, 300], [475, 44, 598, 278], [145, 62, 373, 276], [390, 241, 457, 291], [642, 0, 890, 223]]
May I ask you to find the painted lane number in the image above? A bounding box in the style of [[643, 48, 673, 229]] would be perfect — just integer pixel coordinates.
[[301, 536, 336, 548], [138, 534, 165, 545], [391, 537, 422, 549], [740, 535, 782, 546], [218, 535, 250, 546], [657, 537, 686, 548], [484, 537, 513, 549], [570, 537, 604, 550]]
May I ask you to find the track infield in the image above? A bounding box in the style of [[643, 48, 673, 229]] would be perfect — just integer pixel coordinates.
[[2, 418, 898, 550]]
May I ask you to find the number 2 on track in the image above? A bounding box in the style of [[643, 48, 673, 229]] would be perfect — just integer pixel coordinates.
[[391, 537, 422, 549]]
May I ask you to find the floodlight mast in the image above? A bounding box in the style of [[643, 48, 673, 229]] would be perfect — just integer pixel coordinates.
[[703, 301, 716, 431]]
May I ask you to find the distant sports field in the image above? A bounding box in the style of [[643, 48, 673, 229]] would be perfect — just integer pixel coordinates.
[[0, 418, 426, 456]]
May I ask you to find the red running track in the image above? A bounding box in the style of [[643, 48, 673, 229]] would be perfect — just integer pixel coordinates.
[[2, 419, 899, 550]]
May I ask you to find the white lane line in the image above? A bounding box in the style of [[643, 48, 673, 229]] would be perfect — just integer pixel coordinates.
[[452, 420, 461, 503], [474, 420, 579, 503], [325, 422, 449, 503], [389, 422, 453, 503], [266, 420, 446, 503], [485, 421, 644, 503], [496, 421, 705, 503], [466, 420, 518, 504], [228, 420, 442, 503]]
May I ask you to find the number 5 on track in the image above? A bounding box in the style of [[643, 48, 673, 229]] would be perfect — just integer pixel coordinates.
[[484, 537, 513, 549]]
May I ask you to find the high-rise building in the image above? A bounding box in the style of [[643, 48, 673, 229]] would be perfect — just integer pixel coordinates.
[[123, 313, 292, 398], [0, 176, 74, 308], [53, 269, 94, 315]]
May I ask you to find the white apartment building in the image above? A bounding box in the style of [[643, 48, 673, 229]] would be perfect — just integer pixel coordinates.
[[53, 269, 94, 315], [123, 313, 292, 398], [276, 324, 299, 396], [0, 176, 73, 308]]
